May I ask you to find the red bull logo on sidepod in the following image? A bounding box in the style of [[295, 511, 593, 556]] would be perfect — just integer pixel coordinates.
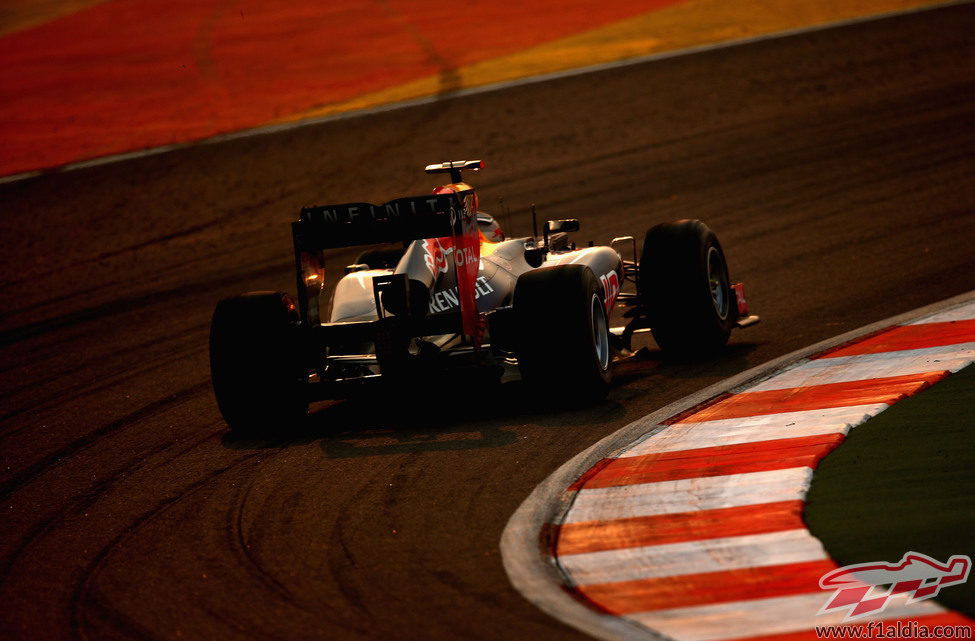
[[818, 552, 971, 621]]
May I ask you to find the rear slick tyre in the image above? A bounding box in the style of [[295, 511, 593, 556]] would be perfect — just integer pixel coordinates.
[[209, 292, 309, 434]]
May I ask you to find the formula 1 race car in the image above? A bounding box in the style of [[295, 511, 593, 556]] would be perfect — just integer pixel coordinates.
[[209, 160, 758, 432]]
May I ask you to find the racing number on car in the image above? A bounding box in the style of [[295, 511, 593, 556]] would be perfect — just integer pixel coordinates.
[[600, 271, 620, 315]]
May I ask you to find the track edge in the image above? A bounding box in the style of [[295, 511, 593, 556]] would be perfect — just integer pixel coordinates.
[[500, 289, 975, 641]]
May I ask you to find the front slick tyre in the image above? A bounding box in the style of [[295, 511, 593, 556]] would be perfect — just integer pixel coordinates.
[[514, 264, 612, 402], [209, 292, 309, 434], [640, 219, 734, 357]]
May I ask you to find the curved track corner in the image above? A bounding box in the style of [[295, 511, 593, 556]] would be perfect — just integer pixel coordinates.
[[501, 289, 975, 641]]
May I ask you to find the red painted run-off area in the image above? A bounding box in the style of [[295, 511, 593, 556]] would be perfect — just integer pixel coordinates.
[[0, 0, 680, 176]]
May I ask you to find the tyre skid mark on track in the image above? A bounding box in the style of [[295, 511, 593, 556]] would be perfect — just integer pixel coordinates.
[[227, 469, 300, 605], [522, 297, 975, 641], [323, 454, 408, 619], [0, 381, 213, 503], [0, 420, 222, 587], [69, 451, 268, 640], [0, 261, 292, 347], [0, 336, 208, 433]]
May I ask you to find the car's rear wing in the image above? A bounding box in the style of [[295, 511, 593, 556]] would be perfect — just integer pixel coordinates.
[[293, 193, 466, 327], [293, 193, 462, 251], [292, 190, 481, 347]]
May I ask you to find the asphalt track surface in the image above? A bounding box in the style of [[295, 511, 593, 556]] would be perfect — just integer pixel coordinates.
[[2, 5, 975, 641]]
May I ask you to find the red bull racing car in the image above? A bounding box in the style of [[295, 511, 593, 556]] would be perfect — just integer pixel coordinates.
[[209, 160, 758, 432]]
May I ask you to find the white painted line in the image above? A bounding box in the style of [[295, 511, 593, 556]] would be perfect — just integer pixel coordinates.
[[618, 404, 887, 456], [748, 344, 975, 392], [908, 300, 975, 324], [627, 592, 947, 641], [559, 529, 827, 586], [2, 0, 969, 186], [564, 468, 814, 524]]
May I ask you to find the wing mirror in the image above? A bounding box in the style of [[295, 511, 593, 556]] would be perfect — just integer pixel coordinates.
[[543, 219, 579, 248], [545, 219, 579, 234]]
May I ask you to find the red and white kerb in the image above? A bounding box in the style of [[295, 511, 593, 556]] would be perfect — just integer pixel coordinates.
[[549, 302, 975, 641]]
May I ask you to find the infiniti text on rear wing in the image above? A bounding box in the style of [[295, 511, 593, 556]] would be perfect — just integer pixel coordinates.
[[294, 194, 462, 250]]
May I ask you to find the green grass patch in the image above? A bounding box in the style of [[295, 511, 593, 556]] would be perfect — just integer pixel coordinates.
[[805, 363, 975, 617]]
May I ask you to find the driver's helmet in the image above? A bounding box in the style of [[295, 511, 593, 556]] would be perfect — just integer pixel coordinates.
[[476, 212, 505, 243]]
